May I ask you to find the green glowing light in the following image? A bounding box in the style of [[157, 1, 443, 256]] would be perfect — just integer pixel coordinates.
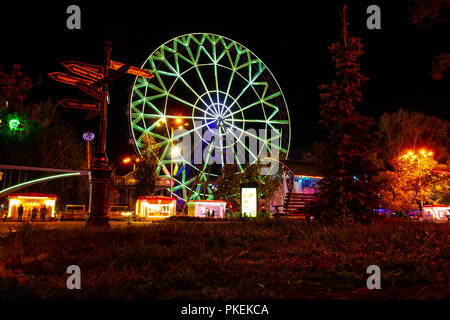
[[9, 119, 21, 130], [0, 173, 82, 198]]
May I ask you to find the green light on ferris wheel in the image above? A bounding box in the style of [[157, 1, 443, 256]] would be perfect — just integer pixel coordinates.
[[129, 33, 291, 201]]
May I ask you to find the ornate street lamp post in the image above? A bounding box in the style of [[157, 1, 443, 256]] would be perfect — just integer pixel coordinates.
[[86, 41, 112, 228], [83, 131, 95, 169]]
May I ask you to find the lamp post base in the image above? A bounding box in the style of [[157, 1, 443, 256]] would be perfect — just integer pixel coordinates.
[[86, 162, 111, 228]]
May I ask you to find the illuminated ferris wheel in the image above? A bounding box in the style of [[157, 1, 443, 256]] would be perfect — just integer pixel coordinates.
[[129, 33, 290, 201]]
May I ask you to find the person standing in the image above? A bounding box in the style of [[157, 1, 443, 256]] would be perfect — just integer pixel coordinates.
[[17, 204, 24, 222], [40, 205, 46, 222], [31, 207, 38, 222]]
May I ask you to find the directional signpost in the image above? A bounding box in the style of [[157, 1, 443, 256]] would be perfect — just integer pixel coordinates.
[[48, 72, 94, 86], [110, 60, 153, 78], [84, 110, 100, 121], [61, 61, 104, 75], [61, 62, 103, 81], [76, 82, 102, 100], [57, 99, 101, 111], [49, 41, 153, 228]]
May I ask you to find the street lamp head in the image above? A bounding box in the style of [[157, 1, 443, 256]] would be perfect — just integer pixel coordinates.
[[83, 131, 95, 141]]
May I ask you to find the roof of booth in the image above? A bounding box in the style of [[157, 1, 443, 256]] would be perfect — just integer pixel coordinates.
[[137, 196, 176, 204], [187, 200, 228, 205], [8, 193, 57, 199]]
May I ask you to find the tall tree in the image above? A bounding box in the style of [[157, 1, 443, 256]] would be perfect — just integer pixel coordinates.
[[214, 161, 282, 210], [0, 64, 89, 209], [134, 133, 160, 196], [309, 5, 379, 223], [376, 109, 449, 212], [409, 0, 450, 79]]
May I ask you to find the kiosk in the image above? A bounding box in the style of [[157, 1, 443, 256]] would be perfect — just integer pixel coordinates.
[[187, 200, 227, 218], [135, 196, 176, 219], [8, 193, 57, 220]]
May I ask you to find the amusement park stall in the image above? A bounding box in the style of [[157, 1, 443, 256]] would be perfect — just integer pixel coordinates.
[[135, 196, 176, 219], [7, 193, 57, 220], [422, 205, 450, 220], [187, 200, 227, 218]]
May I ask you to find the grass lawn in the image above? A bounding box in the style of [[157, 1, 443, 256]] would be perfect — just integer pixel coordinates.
[[0, 218, 448, 300]]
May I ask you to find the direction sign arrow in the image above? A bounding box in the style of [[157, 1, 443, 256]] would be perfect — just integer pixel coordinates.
[[48, 72, 94, 86], [84, 110, 100, 120], [62, 63, 103, 81], [57, 99, 101, 110], [62, 61, 104, 75], [91, 63, 131, 87], [76, 82, 102, 100], [110, 60, 153, 78]]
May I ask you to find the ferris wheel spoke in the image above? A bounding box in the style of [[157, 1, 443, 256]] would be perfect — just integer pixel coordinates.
[[172, 120, 216, 141], [226, 66, 265, 111], [229, 100, 261, 117], [223, 67, 236, 107], [213, 44, 221, 107], [142, 114, 215, 121], [193, 67, 215, 106], [224, 121, 287, 155], [174, 73, 213, 110], [167, 92, 215, 118], [225, 127, 259, 164]]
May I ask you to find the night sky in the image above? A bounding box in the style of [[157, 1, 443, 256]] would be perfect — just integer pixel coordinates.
[[1, 0, 449, 167]]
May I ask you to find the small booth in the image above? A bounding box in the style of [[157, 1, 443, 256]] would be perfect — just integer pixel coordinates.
[[8, 193, 57, 220], [240, 182, 259, 217], [187, 200, 227, 218], [422, 205, 450, 221], [135, 196, 176, 219]]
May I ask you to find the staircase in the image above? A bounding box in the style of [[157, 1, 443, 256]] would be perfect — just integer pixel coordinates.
[[281, 193, 317, 219]]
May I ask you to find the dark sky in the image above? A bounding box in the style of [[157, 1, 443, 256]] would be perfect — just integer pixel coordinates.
[[1, 0, 449, 167]]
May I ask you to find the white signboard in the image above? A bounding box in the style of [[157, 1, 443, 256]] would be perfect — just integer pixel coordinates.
[[241, 187, 258, 217]]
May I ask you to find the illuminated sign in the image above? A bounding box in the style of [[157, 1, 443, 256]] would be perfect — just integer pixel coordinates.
[[48, 72, 94, 86], [76, 82, 102, 100], [62, 63, 103, 81], [61, 61, 104, 75], [58, 99, 101, 110], [240, 182, 258, 217], [110, 60, 153, 79]]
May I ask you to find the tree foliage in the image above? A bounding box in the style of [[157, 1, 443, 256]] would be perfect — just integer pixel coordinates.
[[214, 161, 282, 210], [376, 109, 450, 212], [409, 0, 450, 79], [134, 133, 160, 197], [0, 66, 88, 209], [309, 5, 379, 224]]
